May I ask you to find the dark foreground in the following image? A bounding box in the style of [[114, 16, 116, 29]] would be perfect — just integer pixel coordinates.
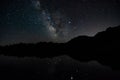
[[0, 55, 119, 80], [0, 26, 120, 79]]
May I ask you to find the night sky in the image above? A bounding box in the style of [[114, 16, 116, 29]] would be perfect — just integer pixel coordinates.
[[0, 0, 120, 45]]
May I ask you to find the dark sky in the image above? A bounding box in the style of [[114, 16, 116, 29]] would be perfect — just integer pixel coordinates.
[[0, 0, 120, 45]]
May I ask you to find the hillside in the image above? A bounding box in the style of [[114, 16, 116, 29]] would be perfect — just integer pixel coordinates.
[[0, 25, 120, 70]]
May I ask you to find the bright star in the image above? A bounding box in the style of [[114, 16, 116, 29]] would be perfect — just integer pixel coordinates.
[[70, 76, 74, 80]]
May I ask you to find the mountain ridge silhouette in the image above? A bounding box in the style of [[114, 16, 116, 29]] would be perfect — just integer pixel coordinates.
[[0, 25, 120, 70]]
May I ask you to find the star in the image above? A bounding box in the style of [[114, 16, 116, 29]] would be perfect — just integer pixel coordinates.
[[70, 76, 74, 80], [68, 21, 72, 24], [47, 16, 51, 20]]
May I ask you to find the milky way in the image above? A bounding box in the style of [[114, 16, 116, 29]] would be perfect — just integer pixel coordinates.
[[32, 0, 120, 42], [32, 0, 72, 42], [0, 0, 120, 45]]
